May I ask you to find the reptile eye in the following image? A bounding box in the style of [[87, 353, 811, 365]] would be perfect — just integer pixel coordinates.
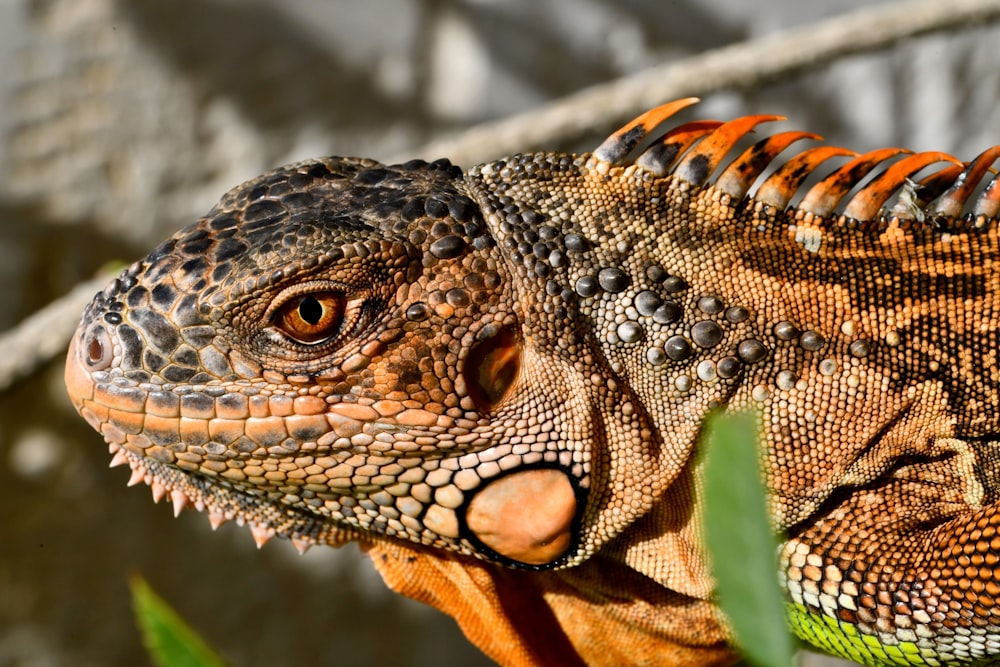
[[273, 292, 345, 344]]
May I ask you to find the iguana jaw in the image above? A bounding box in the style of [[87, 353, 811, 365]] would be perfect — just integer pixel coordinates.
[[66, 333, 363, 553]]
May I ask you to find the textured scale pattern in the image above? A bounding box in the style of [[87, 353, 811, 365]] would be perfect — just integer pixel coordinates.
[[66, 99, 1000, 666]]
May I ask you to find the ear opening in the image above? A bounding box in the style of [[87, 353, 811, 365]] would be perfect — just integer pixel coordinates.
[[464, 324, 522, 413]]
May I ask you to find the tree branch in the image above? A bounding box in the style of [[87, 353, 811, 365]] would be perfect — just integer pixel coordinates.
[[394, 0, 1000, 166], [0, 274, 112, 391]]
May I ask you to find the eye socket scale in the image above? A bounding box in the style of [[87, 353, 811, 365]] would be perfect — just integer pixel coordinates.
[[272, 291, 346, 344]]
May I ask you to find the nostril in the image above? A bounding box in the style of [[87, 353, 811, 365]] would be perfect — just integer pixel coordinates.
[[84, 327, 113, 370], [88, 338, 104, 364]]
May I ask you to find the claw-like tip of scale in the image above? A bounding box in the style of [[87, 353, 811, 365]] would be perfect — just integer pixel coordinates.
[[150, 481, 168, 504], [208, 511, 228, 530], [127, 467, 146, 487], [250, 524, 275, 549], [170, 490, 189, 517], [291, 537, 312, 555], [109, 450, 129, 468]]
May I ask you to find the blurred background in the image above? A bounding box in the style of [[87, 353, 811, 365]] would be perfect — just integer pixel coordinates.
[[1, 1, 999, 665]]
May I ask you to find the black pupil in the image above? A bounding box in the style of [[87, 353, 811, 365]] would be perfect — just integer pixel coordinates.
[[298, 296, 323, 325]]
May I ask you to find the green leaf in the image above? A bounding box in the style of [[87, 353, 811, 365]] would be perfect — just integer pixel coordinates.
[[130, 576, 228, 667], [702, 410, 794, 667]]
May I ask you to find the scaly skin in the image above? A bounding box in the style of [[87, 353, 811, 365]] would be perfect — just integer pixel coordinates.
[[66, 99, 1000, 665]]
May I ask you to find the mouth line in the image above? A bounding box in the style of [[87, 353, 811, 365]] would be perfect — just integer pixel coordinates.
[[81, 370, 497, 457]]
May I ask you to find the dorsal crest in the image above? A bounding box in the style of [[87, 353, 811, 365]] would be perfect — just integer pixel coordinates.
[[593, 99, 1000, 230]]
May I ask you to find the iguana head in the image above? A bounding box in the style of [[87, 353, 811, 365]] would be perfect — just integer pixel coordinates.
[[64, 139, 680, 570]]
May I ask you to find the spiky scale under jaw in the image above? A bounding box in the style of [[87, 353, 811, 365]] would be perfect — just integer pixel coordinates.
[[66, 100, 1000, 666]]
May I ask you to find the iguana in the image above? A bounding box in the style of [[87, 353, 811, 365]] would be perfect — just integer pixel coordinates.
[[64, 98, 1000, 666]]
